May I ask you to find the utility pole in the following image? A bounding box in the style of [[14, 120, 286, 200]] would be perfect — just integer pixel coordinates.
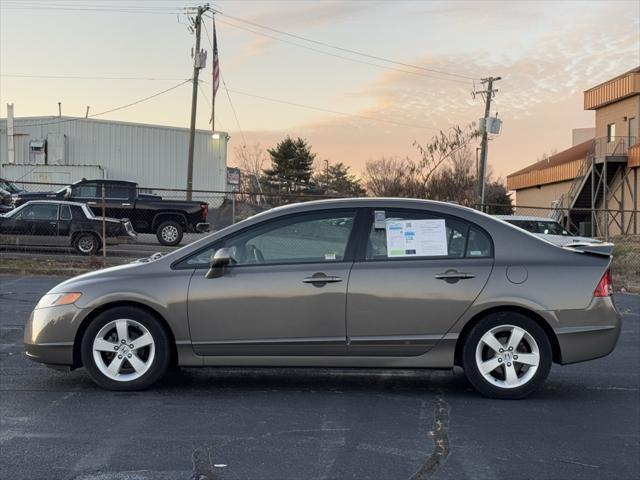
[[186, 4, 209, 201], [324, 159, 330, 189], [475, 76, 501, 206]]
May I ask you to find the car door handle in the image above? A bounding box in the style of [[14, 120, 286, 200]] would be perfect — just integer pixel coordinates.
[[435, 271, 475, 280], [87, 201, 97, 205], [303, 274, 343, 284], [121, 203, 131, 206]]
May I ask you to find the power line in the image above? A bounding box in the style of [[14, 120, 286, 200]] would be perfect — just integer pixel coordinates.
[[200, 80, 439, 131], [1, 74, 190, 81], [220, 76, 248, 147], [211, 8, 478, 81], [15, 79, 192, 127], [0, 2, 189, 14], [206, 14, 470, 85]]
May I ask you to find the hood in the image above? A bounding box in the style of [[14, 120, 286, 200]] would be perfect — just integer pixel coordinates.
[[16, 190, 60, 200], [49, 262, 149, 294]]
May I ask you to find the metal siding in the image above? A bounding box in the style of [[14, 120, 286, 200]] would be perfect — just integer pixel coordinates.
[[0, 118, 227, 194]]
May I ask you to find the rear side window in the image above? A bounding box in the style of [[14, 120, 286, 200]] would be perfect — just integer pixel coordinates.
[[60, 205, 72, 220], [365, 209, 491, 260], [70, 205, 86, 219], [106, 185, 132, 199], [466, 227, 491, 257]]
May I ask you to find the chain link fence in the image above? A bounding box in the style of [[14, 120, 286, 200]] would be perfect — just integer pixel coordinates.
[[1, 180, 638, 291]]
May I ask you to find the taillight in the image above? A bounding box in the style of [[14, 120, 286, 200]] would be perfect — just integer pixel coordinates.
[[200, 203, 208, 220], [594, 269, 613, 297]]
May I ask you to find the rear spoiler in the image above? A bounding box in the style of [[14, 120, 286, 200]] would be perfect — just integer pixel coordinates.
[[563, 242, 614, 256]]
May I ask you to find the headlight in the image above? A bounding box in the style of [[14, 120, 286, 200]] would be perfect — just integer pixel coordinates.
[[36, 292, 82, 309]]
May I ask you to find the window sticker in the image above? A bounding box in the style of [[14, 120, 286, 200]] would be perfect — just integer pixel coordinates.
[[374, 210, 386, 229], [385, 219, 448, 257], [324, 252, 337, 260]]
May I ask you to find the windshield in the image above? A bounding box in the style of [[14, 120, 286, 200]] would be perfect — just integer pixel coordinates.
[[509, 220, 569, 235], [0, 180, 21, 193]]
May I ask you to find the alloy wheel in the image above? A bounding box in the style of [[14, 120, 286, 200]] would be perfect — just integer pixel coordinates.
[[92, 318, 155, 382], [161, 225, 178, 243], [475, 324, 540, 389], [77, 236, 95, 253]]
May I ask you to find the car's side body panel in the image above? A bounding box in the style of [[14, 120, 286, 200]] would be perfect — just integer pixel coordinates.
[[22, 198, 621, 374]]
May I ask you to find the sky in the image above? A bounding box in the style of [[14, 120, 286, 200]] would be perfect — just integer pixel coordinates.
[[1, 0, 639, 182]]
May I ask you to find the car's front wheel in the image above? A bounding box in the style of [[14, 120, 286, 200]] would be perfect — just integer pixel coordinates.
[[80, 306, 171, 391], [462, 312, 552, 399]]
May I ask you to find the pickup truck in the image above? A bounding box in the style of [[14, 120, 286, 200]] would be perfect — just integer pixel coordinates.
[[14, 179, 209, 246]]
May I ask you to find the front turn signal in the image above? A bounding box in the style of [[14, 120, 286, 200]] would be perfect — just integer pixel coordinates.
[[36, 292, 82, 309]]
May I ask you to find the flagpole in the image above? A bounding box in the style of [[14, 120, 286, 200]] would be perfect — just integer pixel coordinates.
[[211, 14, 217, 134]]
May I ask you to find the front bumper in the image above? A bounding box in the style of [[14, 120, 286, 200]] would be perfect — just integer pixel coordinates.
[[24, 303, 84, 367], [554, 296, 622, 364]]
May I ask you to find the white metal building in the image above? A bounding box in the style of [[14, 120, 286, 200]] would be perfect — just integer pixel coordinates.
[[0, 114, 229, 205]]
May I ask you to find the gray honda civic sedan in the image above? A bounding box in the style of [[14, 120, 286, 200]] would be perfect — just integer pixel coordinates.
[[24, 198, 621, 399]]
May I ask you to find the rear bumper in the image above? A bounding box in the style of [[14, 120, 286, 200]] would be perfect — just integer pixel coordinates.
[[193, 222, 210, 233], [554, 296, 622, 364]]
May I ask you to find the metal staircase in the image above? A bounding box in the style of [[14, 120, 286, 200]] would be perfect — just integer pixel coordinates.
[[556, 136, 634, 238]]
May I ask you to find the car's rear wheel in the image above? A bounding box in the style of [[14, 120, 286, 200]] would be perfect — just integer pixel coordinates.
[[156, 220, 183, 246], [80, 306, 171, 391], [462, 312, 552, 399], [73, 232, 99, 255]]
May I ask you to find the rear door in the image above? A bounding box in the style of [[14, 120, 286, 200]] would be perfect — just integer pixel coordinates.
[[346, 208, 494, 356]]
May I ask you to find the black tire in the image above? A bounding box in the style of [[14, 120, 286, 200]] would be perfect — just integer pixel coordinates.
[[462, 312, 552, 399], [156, 220, 184, 246], [73, 232, 100, 255], [80, 306, 171, 391]]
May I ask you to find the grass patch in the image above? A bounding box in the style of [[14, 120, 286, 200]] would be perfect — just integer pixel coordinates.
[[0, 256, 127, 276]]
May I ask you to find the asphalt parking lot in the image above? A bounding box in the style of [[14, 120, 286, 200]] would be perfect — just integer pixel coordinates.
[[1, 275, 639, 480]]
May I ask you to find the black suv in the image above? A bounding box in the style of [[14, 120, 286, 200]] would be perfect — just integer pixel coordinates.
[[0, 200, 137, 255]]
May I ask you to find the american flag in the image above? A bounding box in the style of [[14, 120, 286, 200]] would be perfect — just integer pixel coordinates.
[[212, 18, 220, 98]]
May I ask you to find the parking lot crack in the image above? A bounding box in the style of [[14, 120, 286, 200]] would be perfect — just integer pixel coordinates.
[[191, 444, 217, 480], [408, 394, 451, 480]]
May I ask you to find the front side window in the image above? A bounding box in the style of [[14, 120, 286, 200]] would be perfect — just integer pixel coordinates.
[[366, 210, 479, 260], [184, 211, 356, 267], [72, 183, 98, 198], [17, 204, 59, 221]]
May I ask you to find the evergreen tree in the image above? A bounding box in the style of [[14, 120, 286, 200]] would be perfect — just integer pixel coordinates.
[[263, 137, 316, 194], [315, 162, 366, 196]]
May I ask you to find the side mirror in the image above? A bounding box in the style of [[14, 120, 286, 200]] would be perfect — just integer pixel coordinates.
[[63, 187, 72, 200], [205, 248, 231, 279]]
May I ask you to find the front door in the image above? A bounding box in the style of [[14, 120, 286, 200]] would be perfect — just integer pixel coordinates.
[[346, 208, 494, 356], [186, 210, 359, 356], [14, 203, 60, 246]]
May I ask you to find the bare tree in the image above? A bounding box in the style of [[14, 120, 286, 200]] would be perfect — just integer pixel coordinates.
[[412, 123, 480, 191], [363, 157, 417, 197], [234, 143, 266, 182]]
